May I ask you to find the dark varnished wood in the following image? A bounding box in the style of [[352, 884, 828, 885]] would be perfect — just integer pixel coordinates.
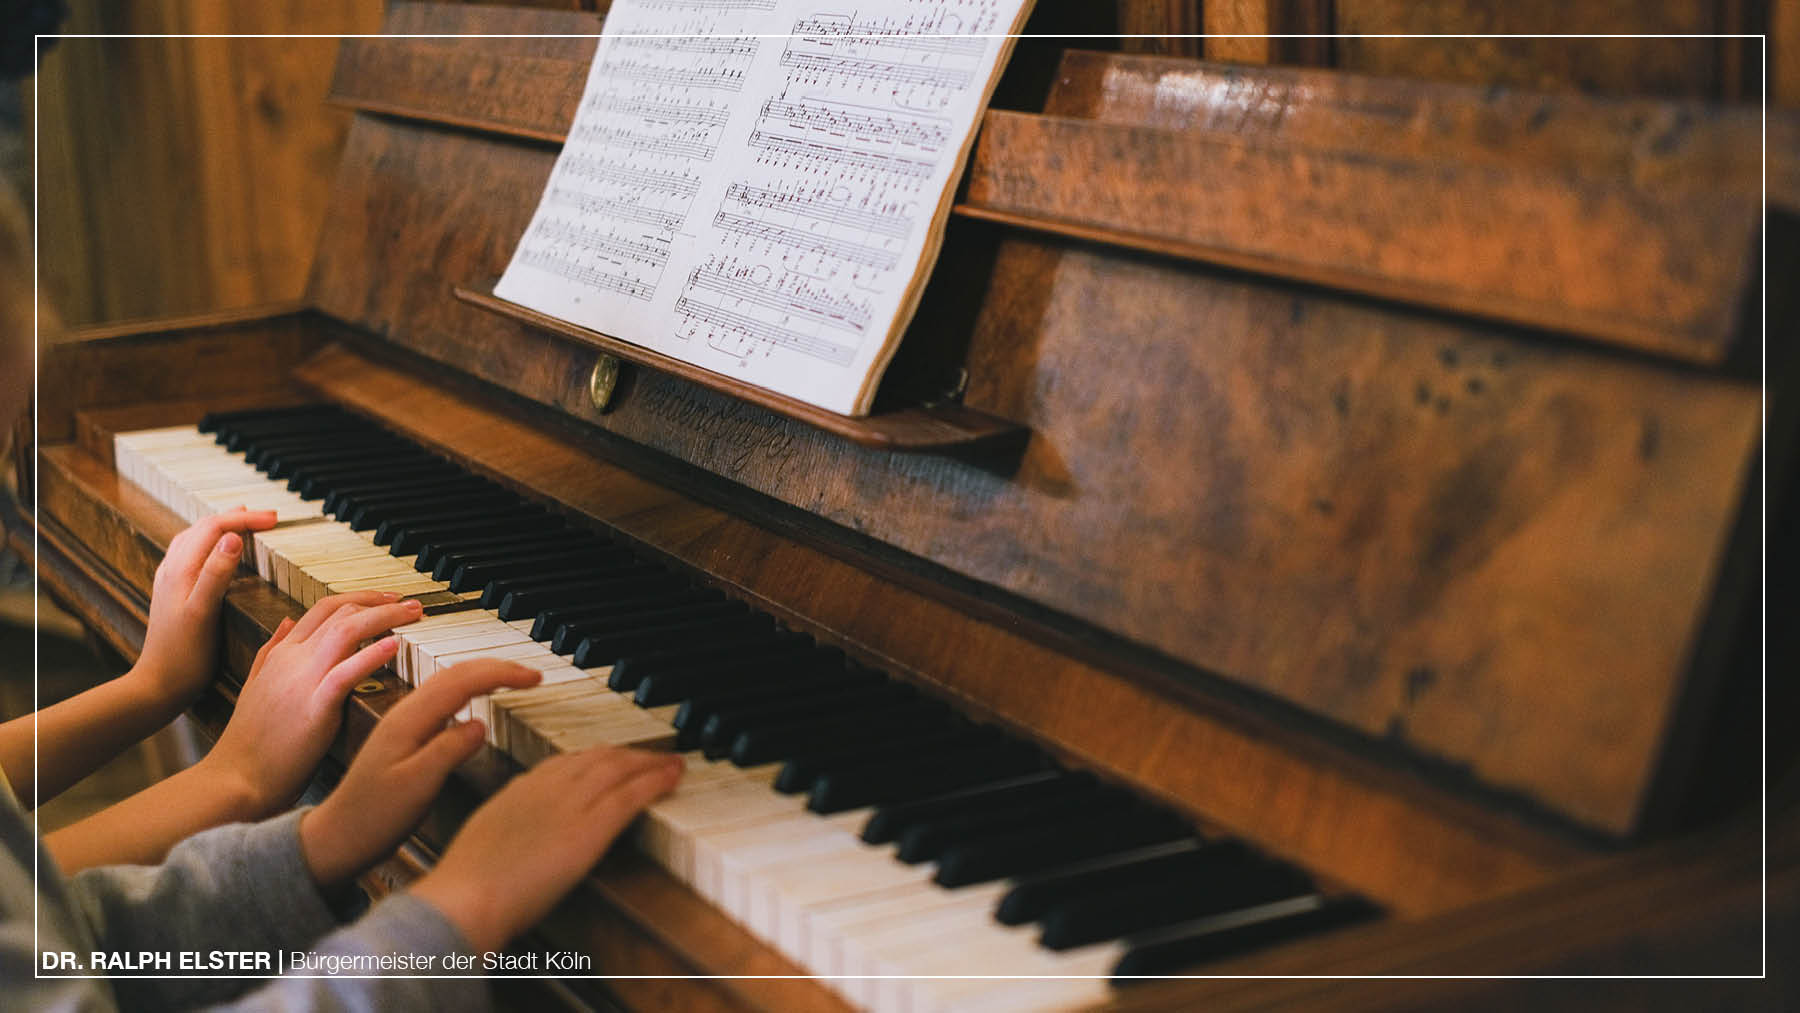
[[39, 304, 324, 447], [319, 99, 1763, 835], [454, 283, 1028, 452], [317, 24, 1779, 363], [291, 338, 1589, 913], [962, 110, 1759, 364], [329, 5, 601, 144], [37, 341, 1587, 917], [1043, 49, 1797, 210], [1333, 0, 1755, 101], [33, 3, 377, 325]]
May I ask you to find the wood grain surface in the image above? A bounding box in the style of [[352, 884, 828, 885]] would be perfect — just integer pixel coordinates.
[[32, 1, 380, 325], [309, 96, 1764, 836]]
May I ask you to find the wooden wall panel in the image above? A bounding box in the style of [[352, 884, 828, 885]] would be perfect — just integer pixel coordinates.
[[1201, 0, 1332, 65], [1779, 0, 1800, 104], [1335, 0, 1749, 100], [32, 0, 381, 326]]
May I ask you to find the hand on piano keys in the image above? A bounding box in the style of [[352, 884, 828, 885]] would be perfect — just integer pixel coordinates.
[[413, 744, 686, 954], [134, 506, 278, 704], [116, 407, 1378, 1010], [204, 589, 426, 813]]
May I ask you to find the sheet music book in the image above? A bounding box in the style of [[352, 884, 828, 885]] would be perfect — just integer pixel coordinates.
[[493, 0, 1036, 417]]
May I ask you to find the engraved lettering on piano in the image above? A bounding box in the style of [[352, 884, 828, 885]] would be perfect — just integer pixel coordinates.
[[636, 383, 802, 475]]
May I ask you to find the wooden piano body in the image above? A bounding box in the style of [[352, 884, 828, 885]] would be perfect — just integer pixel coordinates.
[[16, 4, 1798, 1008]]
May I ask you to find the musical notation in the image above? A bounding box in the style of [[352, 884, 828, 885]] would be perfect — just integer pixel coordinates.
[[613, 35, 760, 59], [571, 122, 719, 162], [518, 248, 656, 301], [600, 56, 751, 92], [790, 15, 988, 59], [759, 98, 950, 151], [747, 129, 934, 177], [584, 93, 732, 127], [547, 187, 684, 232], [777, 51, 975, 91], [496, 0, 1033, 415], [686, 260, 873, 333], [712, 211, 901, 271], [722, 182, 912, 240], [560, 154, 702, 198], [675, 295, 858, 365], [632, 0, 777, 9], [532, 218, 670, 270]]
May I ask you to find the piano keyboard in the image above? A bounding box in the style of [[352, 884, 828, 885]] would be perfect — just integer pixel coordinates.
[[116, 405, 1377, 1010]]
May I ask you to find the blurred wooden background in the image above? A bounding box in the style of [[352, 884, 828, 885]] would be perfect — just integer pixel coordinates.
[[31, 0, 382, 326], [25, 0, 1798, 328]]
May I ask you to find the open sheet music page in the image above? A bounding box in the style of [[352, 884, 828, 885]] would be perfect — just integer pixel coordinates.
[[493, 0, 1035, 416]]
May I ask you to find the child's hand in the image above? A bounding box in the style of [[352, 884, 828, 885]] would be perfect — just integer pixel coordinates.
[[199, 592, 424, 815], [412, 747, 682, 953], [134, 508, 278, 704], [299, 659, 544, 889]]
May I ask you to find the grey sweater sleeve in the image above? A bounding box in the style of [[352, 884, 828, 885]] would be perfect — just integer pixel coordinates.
[[66, 809, 489, 1013]]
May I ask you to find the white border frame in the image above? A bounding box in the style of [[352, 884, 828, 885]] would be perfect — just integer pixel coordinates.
[[27, 27, 1770, 989]]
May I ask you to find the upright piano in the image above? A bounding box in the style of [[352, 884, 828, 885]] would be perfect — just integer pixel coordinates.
[[16, 4, 1798, 1009]]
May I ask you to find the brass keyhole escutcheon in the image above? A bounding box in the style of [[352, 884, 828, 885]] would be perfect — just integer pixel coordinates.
[[589, 355, 621, 413]]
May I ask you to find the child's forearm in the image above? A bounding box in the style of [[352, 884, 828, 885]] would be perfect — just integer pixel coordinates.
[[45, 759, 266, 872], [0, 664, 188, 804]]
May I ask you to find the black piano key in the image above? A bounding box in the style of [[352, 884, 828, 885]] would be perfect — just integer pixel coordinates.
[[696, 683, 919, 758], [480, 566, 671, 608], [573, 614, 775, 670], [540, 594, 724, 648], [327, 476, 498, 517], [773, 728, 995, 792], [215, 408, 361, 433], [729, 701, 951, 767], [265, 446, 422, 479], [224, 417, 370, 451], [1037, 852, 1316, 950], [605, 634, 814, 692], [247, 430, 409, 458], [669, 666, 876, 737], [360, 497, 531, 534], [200, 404, 339, 434], [807, 743, 1048, 815], [894, 787, 1128, 865], [250, 439, 410, 472], [295, 463, 460, 498], [995, 841, 1216, 925], [1110, 897, 1379, 980], [419, 531, 586, 574], [273, 446, 435, 477], [530, 588, 719, 641], [380, 507, 549, 548], [350, 498, 520, 533], [448, 548, 637, 593], [861, 772, 1084, 845], [391, 516, 566, 556], [551, 598, 735, 654], [634, 648, 842, 707], [491, 570, 685, 618], [370, 501, 540, 540], [343, 485, 518, 518], [931, 807, 1192, 888]]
